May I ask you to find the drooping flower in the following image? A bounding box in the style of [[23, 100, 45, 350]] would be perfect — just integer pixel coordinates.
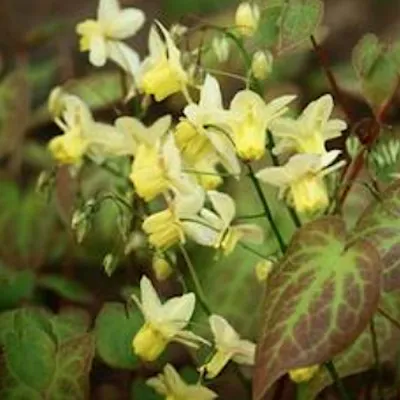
[[183, 190, 263, 255], [183, 74, 240, 176], [76, 0, 145, 74], [289, 365, 320, 383], [143, 190, 205, 251], [228, 90, 295, 161], [256, 150, 344, 215], [147, 364, 217, 400], [271, 94, 347, 156], [131, 276, 208, 362], [202, 315, 256, 379], [129, 129, 203, 202], [48, 87, 135, 164], [235, 2, 260, 37], [174, 119, 223, 190], [139, 22, 188, 101]]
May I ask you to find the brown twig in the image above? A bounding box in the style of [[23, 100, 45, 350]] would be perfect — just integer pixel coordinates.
[[310, 35, 356, 125]]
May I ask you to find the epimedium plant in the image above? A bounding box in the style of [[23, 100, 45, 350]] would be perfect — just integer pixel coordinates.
[[6, 0, 400, 399]]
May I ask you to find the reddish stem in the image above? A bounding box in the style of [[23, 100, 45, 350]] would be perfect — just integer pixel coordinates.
[[310, 35, 356, 125]]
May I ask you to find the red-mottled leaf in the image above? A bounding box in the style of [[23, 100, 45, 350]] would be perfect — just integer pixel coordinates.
[[353, 180, 400, 292], [253, 216, 381, 400], [0, 307, 95, 399], [302, 290, 400, 399]]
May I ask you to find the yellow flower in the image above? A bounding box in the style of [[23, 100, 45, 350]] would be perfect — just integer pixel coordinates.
[[271, 94, 347, 156], [235, 2, 260, 37], [289, 365, 320, 383], [184, 74, 240, 176], [251, 50, 273, 80], [143, 208, 183, 251], [131, 276, 208, 362], [48, 90, 93, 164], [174, 120, 214, 163], [139, 22, 188, 101], [48, 87, 135, 164], [49, 129, 89, 165], [147, 364, 217, 400], [143, 191, 204, 251], [174, 119, 223, 190], [256, 151, 344, 215], [228, 90, 295, 161], [191, 156, 224, 190], [130, 142, 169, 201], [182, 190, 263, 255], [202, 315, 255, 379], [76, 0, 145, 73]]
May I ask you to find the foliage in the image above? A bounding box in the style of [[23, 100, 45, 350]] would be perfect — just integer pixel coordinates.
[[2, 0, 400, 399]]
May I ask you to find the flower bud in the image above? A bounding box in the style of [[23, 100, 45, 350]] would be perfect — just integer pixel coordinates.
[[212, 36, 230, 63], [152, 254, 174, 281], [103, 253, 118, 277], [235, 2, 260, 37], [255, 259, 274, 282], [251, 50, 273, 80]]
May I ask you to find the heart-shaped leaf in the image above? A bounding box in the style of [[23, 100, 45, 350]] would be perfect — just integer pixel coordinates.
[[94, 302, 143, 369], [0, 307, 94, 399], [253, 216, 381, 400], [278, 0, 324, 52], [352, 180, 400, 292], [352, 34, 400, 110], [301, 290, 400, 399]]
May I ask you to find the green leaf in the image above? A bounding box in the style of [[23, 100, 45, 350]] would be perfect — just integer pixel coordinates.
[[94, 302, 142, 369], [279, 0, 324, 52], [255, 2, 284, 48], [352, 34, 400, 110], [0, 265, 35, 311], [0, 307, 95, 399], [50, 308, 91, 343], [352, 180, 400, 292], [253, 216, 382, 400], [304, 290, 400, 399], [37, 275, 93, 305], [47, 334, 95, 400], [352, 34, 383, 76]]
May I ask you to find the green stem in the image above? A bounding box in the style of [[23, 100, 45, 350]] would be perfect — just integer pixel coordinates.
[[324, 361, 353, 400], [179, 245, 252, 398], [238, 241, 275, 260], [246, 163, 286, 253], [370, 318, 385, 400], [179, 245, 212, 316]]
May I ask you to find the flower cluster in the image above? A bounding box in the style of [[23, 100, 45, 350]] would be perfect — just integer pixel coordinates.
[[45, 0, 349, 396]]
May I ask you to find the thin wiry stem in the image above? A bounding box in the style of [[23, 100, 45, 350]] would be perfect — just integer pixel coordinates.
[[324, 361, 354, 400], [179, 244, 212, 316], [369, 318, 385, 400], [246, 163, 286, 253]]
